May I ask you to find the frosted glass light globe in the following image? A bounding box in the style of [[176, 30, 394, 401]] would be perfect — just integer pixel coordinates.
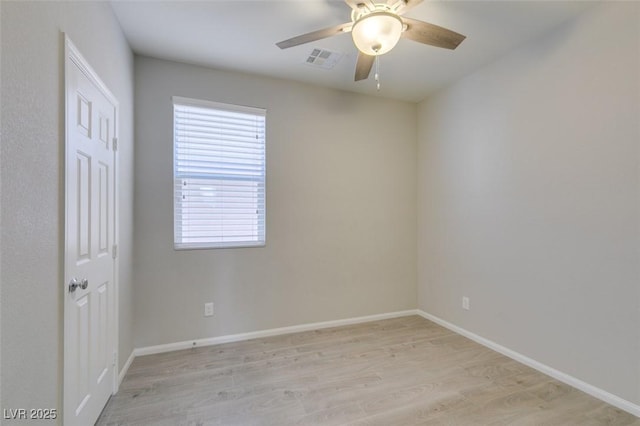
[[351, 11, 403, 56]]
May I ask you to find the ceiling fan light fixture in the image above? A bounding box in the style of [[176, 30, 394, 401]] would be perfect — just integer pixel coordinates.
[[351, 11, 403, 56]]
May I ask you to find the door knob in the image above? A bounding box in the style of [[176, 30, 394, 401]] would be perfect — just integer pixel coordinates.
[[69, 278, 89, 292]]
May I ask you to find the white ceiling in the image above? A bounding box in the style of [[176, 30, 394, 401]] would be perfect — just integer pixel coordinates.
[[110, 0, 598, 102]]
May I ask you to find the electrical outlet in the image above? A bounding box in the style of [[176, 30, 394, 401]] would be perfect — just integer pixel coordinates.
[[204, 302, 214, 317], [462, 296, 470, 310]]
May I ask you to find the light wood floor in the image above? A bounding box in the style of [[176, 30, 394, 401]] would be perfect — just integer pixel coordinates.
[[96, 316, 639, 425]]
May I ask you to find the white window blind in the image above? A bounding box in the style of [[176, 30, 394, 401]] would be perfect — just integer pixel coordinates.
[[173, 96, 266, 249]]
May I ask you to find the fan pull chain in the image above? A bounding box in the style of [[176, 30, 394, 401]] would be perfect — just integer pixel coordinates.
[[374, 55, 380, 91]]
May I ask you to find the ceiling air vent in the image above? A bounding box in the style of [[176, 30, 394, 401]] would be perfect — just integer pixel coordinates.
[[304, 48, 343, 70]]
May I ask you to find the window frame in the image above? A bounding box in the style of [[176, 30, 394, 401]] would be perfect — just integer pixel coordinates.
[[172, 96, 266, 250]]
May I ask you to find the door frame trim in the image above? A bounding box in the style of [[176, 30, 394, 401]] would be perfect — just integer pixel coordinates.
[[63, 33, 120, 421]]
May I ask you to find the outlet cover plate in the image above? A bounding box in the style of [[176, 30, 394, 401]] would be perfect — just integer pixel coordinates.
[[462, 297, 470, 310], [204, 302, 214, 317]]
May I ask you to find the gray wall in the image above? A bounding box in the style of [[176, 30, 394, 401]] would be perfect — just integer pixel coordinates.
[[417, 2, 640, 404], [0, 1, 135, 421], [133, 56, 417, 347]]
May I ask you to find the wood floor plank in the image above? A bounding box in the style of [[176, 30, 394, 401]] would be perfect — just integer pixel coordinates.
[[96, 316, 638, 425]]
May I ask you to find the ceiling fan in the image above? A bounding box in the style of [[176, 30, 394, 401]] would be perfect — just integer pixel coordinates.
[[276, 0, 466, 82]]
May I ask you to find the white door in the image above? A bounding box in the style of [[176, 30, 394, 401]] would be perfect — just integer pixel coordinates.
[[64, 37, 118, 426]]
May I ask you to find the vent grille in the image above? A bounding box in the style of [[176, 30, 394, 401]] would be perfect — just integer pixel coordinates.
[[304, 48, 343, 70]]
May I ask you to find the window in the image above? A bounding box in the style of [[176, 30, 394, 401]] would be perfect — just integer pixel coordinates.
[[173, 96, 266, 249]]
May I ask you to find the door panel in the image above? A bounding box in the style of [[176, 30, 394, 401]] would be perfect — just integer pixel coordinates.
[[98, 162, 109, 255], [95, 282, 109, 385], [74, 294, 90, 414], [77, 93, 92, 137], [65, 38, 118, 426], [76, 152, 91, 263]]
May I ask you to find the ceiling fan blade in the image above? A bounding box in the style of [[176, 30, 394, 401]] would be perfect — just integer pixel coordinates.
[[354, 52, 375, 81], [387, 0, 424, 16], [401, 18, 466, 50], [276, 23, 352, 49]]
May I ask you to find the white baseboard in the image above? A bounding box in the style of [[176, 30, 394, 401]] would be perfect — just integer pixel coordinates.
[[416, 310, 640, 418], [118, 350, 135, 386], [134, 309, 418, 357]]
